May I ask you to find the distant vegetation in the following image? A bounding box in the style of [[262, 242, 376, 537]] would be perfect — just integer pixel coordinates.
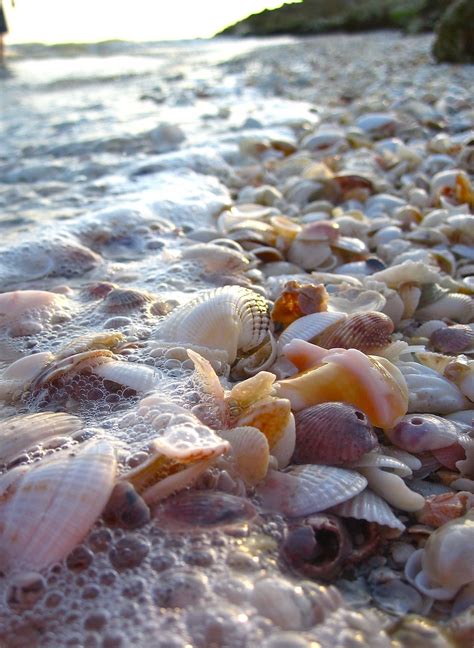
[[216, 0, 454, 37]]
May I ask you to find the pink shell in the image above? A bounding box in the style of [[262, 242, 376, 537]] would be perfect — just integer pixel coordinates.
[[292, 402, 378, 465], [315, 311, 394, 353]]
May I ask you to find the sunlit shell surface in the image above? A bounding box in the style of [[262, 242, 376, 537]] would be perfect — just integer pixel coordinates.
[[330, 489, 405, 533], [0, 290, 73, 337], [0, 439, 116, 573]]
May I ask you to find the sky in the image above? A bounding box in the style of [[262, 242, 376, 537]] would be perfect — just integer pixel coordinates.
[[4, 1, 301, 44]]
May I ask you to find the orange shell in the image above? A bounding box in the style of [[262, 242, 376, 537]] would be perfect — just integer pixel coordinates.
[[417, 491, 474, 528]]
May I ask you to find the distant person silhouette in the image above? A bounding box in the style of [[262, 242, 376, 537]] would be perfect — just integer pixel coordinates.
[[0, 0, 15, 69]]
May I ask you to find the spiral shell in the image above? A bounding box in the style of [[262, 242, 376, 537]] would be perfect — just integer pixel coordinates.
[[154, 286, 270, 363], [292, 402, 377, 465]]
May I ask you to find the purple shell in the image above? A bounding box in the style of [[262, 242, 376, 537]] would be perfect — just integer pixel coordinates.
[[387, 414, 459, 453], [292, 402, 378, 465]]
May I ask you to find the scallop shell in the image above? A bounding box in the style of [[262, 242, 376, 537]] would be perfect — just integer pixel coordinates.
[[0, 439, 117, 573], [330, 489, 405, 533], [277, 311, 347, 351], [428, 325, 474, 354], [415, 292, 474, 323], [101, 287, 155, 313], [0, 412, 82, 464], [292, 402, 377, 465], [93, 361, 158, 393], [219, 426, 269, 486], [314, 311, 394, 354], [154, 286, 270, 363], [256, 465, 367, 517]]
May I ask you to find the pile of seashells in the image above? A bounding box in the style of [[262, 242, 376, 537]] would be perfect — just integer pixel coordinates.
[[1, 41, 474, 648]]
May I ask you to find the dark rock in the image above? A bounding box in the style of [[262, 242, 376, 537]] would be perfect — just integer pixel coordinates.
[[432, 0, 474, 63]]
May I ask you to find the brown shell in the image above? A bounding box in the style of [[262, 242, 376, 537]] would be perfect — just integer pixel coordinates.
[[292, 402, 378, 465], [314, 311, 394, 353], [102, 288, 154, 313], [428, 324, 474, 354], [271, 281, 329, 330]]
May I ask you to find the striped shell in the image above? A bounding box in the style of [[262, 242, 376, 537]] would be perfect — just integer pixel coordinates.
[[314, 311, 394, 354], [219, 426, 269, 486], [0, 439, 116, 573], [428, 325, 474, 354], [0, 412, 82, 464], [277, 311, 347, 351], [256, 465, 367, 517], [330, 489, 405, 533], [154, 286, 270, 363], [93, 361, 158, 393], [292, 402, 377, 465]]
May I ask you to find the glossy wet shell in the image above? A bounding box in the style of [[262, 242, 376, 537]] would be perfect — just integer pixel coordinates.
[[0, 439, 117, 573], [292, 402, 377, 465], [154, 286, 270, 363]]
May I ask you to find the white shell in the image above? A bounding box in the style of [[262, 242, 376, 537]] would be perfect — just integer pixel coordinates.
[[251, 577, 314, 631], [0, 439, 116, 573], [350, 452, 412, 478], [358, 467, 424, 512], [151, 422, 229, 461], [256, 465, 367, 517], [397, 361, 470, 414], [277, 311, 347, 351], [154, 286, 270, 363], [371, 260, 441, 288], [0, 413, 82, 464], [330, 488, 405, 532], [219, 426, 269, 486], [93, 361, 158, 393]]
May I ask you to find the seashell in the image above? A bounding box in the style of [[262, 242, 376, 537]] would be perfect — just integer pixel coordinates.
[[406, 510, 474, 599], [415, 291, 474, 323], [93, 360, 158, 393], [371, 260, 441, 289], [314, 311, 394, 354], [180, 243, 249, 273], [355, 113, 398, 138], [287, 238, 332, 271], [154, 286, 270, 364], [235, 396, 294, 454], [0, 439, 117, 573], [328, 286, 386, 315], [292, 402, 377, 465], [55, 331, 126, 360], [277, 311, 347, 351], [277, 341, 408, 429], [416, 491, 474, 528], [386, 414, 460, 453], [101, 287, 155, 313], [281, 514, 352, 581], [330, 489, 405, 533], [397, 361, 470, 414], [0, 351, 55, 401], [431, 169, 473, 207], [152, 490, 257, 530], [102, 481, 151, 529], [0, 412, 82, 464], [444, 357, 474, 401], [398, 282, 422, 319], [270, 413, 296, 468], [251, 576, 316, 630], [357, 466, 425, 512], [271, 280, 329, 330], [0, 290, 73, 337], [256, 465, 367, 517], [349, 452, 413, 477], [219, 426, 269, 486]]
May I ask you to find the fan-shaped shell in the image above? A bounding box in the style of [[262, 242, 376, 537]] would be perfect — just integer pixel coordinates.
[[277, 311, 347, 351], [154, 286, 270, 363], [0, 412, 82, 464], [93, 361, 158, 393], [292, 402, 377, 465], [256, 465, 367, 517], [0, 439, 117, 573], [428, 325, 474, 354], [330, 489, 405, 532], [219, 426, 269, 486], [314, 311, 394, 354]]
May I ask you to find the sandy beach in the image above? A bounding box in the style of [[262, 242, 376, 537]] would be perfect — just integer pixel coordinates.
[[0, 32, 473, 647]]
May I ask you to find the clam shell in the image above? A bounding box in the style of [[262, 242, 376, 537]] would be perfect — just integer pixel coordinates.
[[429, 325, 474, 354], [277, 311, 347, 351], [93, 360, 158, 393], [292, 402, 377, 465], [154, 286, 270, 363], [0, 439, 116, 573], [256, 465, 367, 517], [0, 412, 82, 464], [314, 311, 394, 354], [330, 489, 405, 532]]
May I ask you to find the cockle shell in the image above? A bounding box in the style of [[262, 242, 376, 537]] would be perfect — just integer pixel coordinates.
[[405, 510, 474, 599], [277, 311, 347, 351], [256, 465, 367, 517], [0, 439, 116, 573], [313, 311, 394, 354], [415, 292, 474, 323], [386, 414, 460, 453], [428, 325, 474, 354], [330, 488, 405, 533], [100, 287, 156, 313], [292, 402, 377, 465], [0, 290, 73, 337], [277, 341, 408, 429], [0, 412, 82, 464], [218, 426, 269, 486], [154, 286, 270, 364]]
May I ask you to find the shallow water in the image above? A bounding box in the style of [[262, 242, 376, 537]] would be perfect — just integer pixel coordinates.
[[0, 32, 473, 647]]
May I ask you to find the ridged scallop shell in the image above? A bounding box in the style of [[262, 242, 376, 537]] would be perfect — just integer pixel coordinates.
[[256, 465, 367, 517], [314, 311, 394, 354], [93, 361, 158, 393], [0, 439, 116, 573], [101, 287, 155, 313], [277, 311, 347, 351], [429, 325, 474, 354], [219, 426, 269, 486], [154, 286, 270, 363], [0, 412, 82, 464], [292, 402, 377, 465], [330, 489, 405, 532], [416, 292, 474, 323]]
